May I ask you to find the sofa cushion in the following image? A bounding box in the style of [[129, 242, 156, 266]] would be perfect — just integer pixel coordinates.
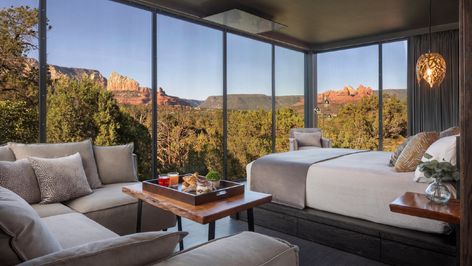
[[0, 145, 15, 161], [19, 231, 187, 266], [8, 139, 102, 188], [31, 203, 75, 218], [94, 143, 138, 184], [395, 132, 439, 172], [29, 153, 93, 203], [298, 146, 322, 150], [0, 187, 62, 264], [440, 126, 460, 138], [155, 231, 299, 266], [42, 213, 118, 249], [0, 159, 41, 204], [65, 182, 138, 213]]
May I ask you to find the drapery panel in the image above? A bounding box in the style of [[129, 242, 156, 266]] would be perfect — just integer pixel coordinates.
[[408, 30, 459, 135]]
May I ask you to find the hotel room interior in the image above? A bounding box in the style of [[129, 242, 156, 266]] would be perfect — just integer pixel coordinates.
[[1, 0, 472, 265]]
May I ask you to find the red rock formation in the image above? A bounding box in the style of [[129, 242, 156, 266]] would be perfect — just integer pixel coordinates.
[[317, 85, 374, 105], [157, 87, 192, 106], [106, 72, 151, 105]]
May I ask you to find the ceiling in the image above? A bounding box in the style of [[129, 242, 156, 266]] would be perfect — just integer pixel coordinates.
[[131, 0, 459, 50]]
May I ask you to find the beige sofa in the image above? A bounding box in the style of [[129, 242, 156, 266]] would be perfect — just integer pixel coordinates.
[[0, 140, 299, 266], [0, 140, 175, 236]]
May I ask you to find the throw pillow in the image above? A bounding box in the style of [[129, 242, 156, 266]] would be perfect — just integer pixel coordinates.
[[20, 231, 187, 266], [414, 135, 458, 182], [0, 159, 41, 204], [389, 137, 411, 167], [0, 187, 62, 265], [8, 139, 102, 188], [93, 143, 138, 184], [440, 126, 460, 138], [0, 145, 15, 161], [293, 131, 322, 147], [29, 153, 93, 204], [394, 132, 439, 172]]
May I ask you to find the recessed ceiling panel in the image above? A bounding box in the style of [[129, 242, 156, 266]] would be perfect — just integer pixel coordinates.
[[204, 9, 286, 34]]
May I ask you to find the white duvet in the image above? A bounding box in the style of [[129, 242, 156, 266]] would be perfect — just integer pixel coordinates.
[[247, 151, 450, 234]]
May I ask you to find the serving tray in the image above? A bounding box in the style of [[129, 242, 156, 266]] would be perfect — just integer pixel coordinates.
[[142, 175, 244, 205]]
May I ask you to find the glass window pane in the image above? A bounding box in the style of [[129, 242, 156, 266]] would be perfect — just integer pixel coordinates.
[[275, 46, 305, 152], [317, 45, 379, 150], [382, 41, 408, 151], [157, 14, 223, 176], [0, 0, 39, 143], [227, 33, 272, 180], [47, 0, 152, 179]]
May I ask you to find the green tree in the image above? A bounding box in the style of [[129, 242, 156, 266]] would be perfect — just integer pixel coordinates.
[[0, 100, 38, 143], [0, 6, 39, 104]]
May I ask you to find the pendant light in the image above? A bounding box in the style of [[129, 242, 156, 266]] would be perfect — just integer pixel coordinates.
[[416, 0, 446, 88]]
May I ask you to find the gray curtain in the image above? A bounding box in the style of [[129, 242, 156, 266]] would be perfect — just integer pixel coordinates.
[[407, 30, 459, 135]]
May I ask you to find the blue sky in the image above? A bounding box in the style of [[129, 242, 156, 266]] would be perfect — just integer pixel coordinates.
[[2, 0, 406, 100]]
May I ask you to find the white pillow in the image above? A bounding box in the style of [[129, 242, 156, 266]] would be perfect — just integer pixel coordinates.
[[414, 135, 458, 183]]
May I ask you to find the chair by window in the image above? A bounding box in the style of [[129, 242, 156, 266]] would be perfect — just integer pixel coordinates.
[[289, 128, 332, 151]]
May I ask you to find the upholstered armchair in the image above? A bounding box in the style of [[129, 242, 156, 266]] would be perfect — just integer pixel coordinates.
[[289, 128, 332, 151]]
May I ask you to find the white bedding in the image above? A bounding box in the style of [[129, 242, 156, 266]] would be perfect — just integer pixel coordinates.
[[247, 151, 450, 234]]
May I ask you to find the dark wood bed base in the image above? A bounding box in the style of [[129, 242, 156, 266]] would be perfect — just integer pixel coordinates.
[[233, 202, 457, 265]]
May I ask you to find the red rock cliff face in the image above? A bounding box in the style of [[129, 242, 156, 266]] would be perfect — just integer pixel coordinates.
[[157, 88, 192, 106], [107, 72, 151, 105], [317, 85, 374, 105]]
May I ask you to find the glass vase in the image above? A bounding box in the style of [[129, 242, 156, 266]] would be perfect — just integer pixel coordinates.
[[425, 179, 451, 204]]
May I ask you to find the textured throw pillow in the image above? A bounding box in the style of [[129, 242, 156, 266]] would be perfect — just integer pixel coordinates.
[[414, 135, 458, 182], [440, 126, 460, 138], [20, 231, 187, 266], [389, 137, 411, 167], [0, 145, 15, 161], [8, 139, 102, 188], [394, 132, 439, 172], [29, 153, 93, 204], [0, 187, 62, 265], [93, 143, 138, 184], [0, 159, 41, 204], [293, 131, 322, 147]]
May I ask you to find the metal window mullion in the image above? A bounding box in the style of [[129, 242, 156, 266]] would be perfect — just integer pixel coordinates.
[[152, 11, 158, 179], [223, 31, 228, 180], [378, 43, 384, 151], [38, 0, 47, 142], [271, 44, 276, 153]]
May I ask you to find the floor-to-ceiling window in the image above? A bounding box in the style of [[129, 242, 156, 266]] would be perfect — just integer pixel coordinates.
[[227, 34, 272, 180], [47, 0, 152, 179], [317, 45, 380, 150], [382, 40, 408, 151], [275, 46, 305, 152], [0, 0, 39, 144], [157, 14, 223, 176]]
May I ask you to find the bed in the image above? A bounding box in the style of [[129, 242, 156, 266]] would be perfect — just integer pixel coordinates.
[[244, 148, 457, 265]]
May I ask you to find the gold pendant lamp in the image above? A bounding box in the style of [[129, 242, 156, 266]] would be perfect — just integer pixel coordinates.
[[416, 0, 446, 88]]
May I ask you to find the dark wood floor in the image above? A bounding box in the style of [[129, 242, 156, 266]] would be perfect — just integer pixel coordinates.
[[167, 217, 386, 266]]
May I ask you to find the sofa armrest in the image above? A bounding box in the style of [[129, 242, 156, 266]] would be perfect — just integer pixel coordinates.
[[321, 137, 332, 148], [154, 232, 299, 266], [19, 231, 187, 266], [289, 138, 298, 151]]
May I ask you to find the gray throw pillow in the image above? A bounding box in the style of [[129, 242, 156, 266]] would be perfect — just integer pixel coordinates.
[[29, 153, 93, 204], [93, 143, 138, 184], [8, 139, 102, 188], [0, 187, 62, 265], [19, 231, 187, 266], [0, 145, 15, 161], [293, 131, 322, 147], [0, 159, 41, 204]]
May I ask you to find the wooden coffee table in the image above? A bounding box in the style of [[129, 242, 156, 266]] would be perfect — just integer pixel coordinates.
[[122, 183, 272, 249]]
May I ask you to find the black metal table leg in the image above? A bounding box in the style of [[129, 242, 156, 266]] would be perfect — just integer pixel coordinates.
[[136, 199, 142, 233], [176, 216, 184, 251], [247, 208, 254, 232], [208, 221, 216, 240]]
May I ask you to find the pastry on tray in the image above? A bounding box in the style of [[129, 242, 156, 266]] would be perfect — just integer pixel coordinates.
[[182, 172, 198, 192], [196, 179, 214, 195]]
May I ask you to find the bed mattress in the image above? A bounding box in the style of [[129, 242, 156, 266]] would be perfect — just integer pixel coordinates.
[[247, 151, 450, 234]]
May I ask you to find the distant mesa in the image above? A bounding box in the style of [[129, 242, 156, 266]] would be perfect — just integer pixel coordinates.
[[317, 85, 374, 105]]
